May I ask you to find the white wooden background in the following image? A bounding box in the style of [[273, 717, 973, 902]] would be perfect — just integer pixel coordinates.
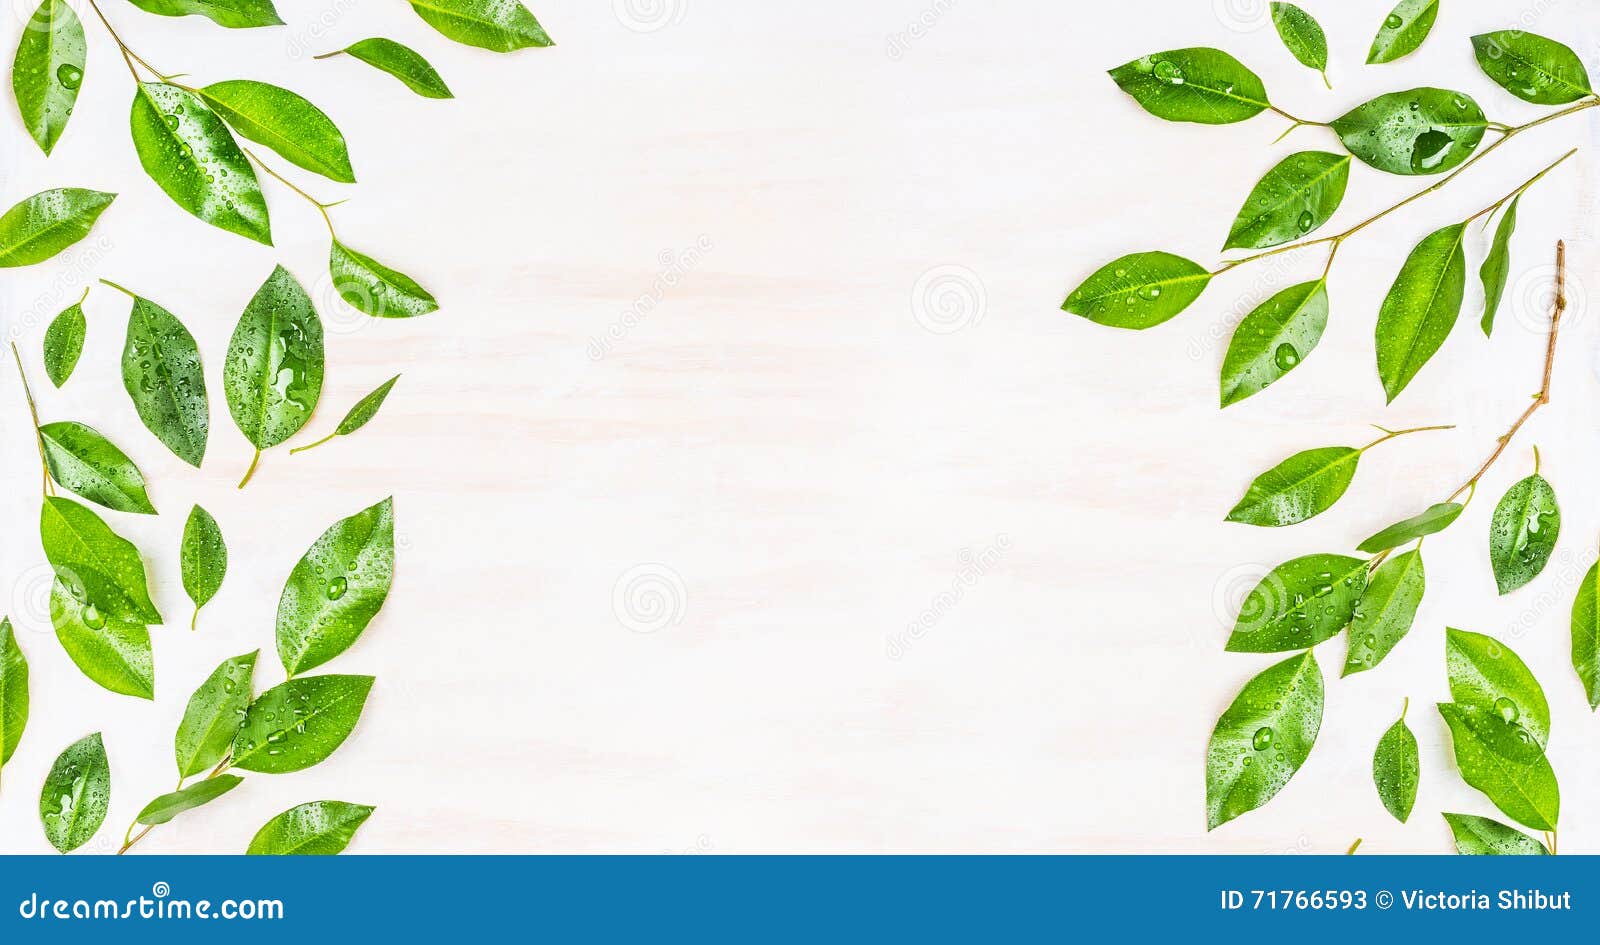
[[1, 0, 1599, 854]]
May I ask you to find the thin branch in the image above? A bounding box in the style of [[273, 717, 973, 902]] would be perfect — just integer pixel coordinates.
[[10, 343, 54, 497]]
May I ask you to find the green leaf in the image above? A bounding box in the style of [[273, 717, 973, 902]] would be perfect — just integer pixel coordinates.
[[136, 775, 244, 826], [1270, 3, 1329, 86], [38, 732, 109, 853], [39, 421, 156, 515], [130, 82, 271, 245], [175, 651, 256, 778], [1331, 89, 1486, 176], [49, 579, 154, 699], [409, 0, 552, 52], [225, 265, 325, 452], [1063, 252, 1210, 329], [232, 675, 374, 773], [1489, 473, 1560, 595], [335, 376, 401, 436], [1225, 152, 1348, 251], [42, 302, 86, 388], [124, 0, 283, 28], [1446, 627, 1549, 747], [278, 498, 395, 676], [329, 242, 439, 318], [120, 291, 209, 467], [1108, 48, 1269, 125], [1343, 550, 1425, 676], [12, 0, 87, 155], [1572, 562, 1600, 710], [1472, 31, 1592, 105], [198, 80, 355, 184], [1443, 813, 1550, 855], [248, 800, 375, 855], [39, 496, 161, 624], [323, 38, 453, 99], [1367, 0, 1438, 64], [1356, 501, 1463, 553], [1438, 702, 1558, 831], [180, 506, 228, 630], [1226, 553, 1367, 653], [1226, 446, 1358, 527], [1480, 196, 1518, 337], [0, 189, 115, 268], [1206, 652, 1322, 830], [0, 619, 29, 769], [1219, 280, 1327, 407], [1374, 222, 1466, 402], [1372, 709, 1419, 822]]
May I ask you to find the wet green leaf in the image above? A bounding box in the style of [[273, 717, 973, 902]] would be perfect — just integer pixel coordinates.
[[1343, 550, 1424, 676], [336, 376, 401, 436], [0, 619, 29, 770], [278, 498, 395, 676], [136, 775, 244, 826], [1219, 280, 1327, 407], [330, 242, 439, 317], [232, 675, 374, 773], [1367, 0, 1438, 64], [1270, 3, 1329, 86], [1225, 152, 1348, 251], [409, 0, 553, 52], [175, 651, 256, 778], [1572, 561, 1600, 710], [1489, 473, 1559, 595], [1480, 197, 1518, 337], [1439, 702, 1558, 831], [324, 38, 452, 99], [1331, 89, 1486, 176], [199, 80, 355, 183], [1356, 502, 1463, 553], [1226, 446, 1359, 527], [40, 421, 156, 515], [248, 800, 375, 854], [119, 290, 209, 468], [1108, 47, 1269, 125], [39, 732, 109, 853], [39, 496, 160, 624], [1372, 709, 1419, 822], [0, 189, 115, 268], [1063, 252, 1210, 329], [130, 82, 270, 245], [50, 579, 153, 700], [1374, 222, 1466, 402], [181, 506, 228, 630], [12, 0, 87, 155], [125, 0, 283, 28], [1226, 553, 1367, 653], [1443, 813, 1549, 855], [42, 302, 86, 388], [1446, 627, 1549, 748], [225, 265, 325, 453], [1206, 651, 1322, 830], [1472, 31, 1592, 105]]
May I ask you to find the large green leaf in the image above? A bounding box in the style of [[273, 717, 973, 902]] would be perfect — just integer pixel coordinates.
[[1438, 702, 1558, 831], [1206, 652, 1322, 830], [39, 496, 161, 624], [1374, 222, 1466, 402], [1226, 554, 1367, 653], [1489, 473, 1559, 595], [325, 38, 453, 99], [12, 0, 86, 154], [1270, 3, 1328, 86], [1472, 31, 1592, 105], [180, 506, 228, 630], [225, 266, 325, 453], [232, 675, 374, 773], [329, 242, 439, 318], [1063, 252, 1210, 329], [1480, 197, 1518, 337], [1356, 502, 1462, 553], [1343, 550, 1424, 676], [1108, 48, 1269, 125], [1446, 627, 1549, 747], [1225, 152, 1348, 251], [42, 301, 86, 388], [1332, 89, 1486, 176], [1367, 0, 1438, 64], [248, 800, 375, 854], [199, 80, 355, 183], [49, 579, 154, 700], [1219, 280, 1326, 407], [125, 0, 283, 28], [1226, 446, 1358, 527], [278, 498, 395, 676], [1443, 813, 1549, 855], [408, 0, 553, 52], [39, 421, 156, 515], [136, 775, 244, 826], [130, 82, 271, 245], [175, 651, 256, 778], [0, 189, 115, 268], [1372, 708, 1418, 822], [1572, 561, 1600, 710], [0, 619, 29, 769], [120, 292, 209, 468], [39, 732, 109, 853]]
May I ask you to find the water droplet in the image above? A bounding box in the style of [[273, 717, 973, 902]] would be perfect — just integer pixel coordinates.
[[1252, 726, 1274, 751], [1494, 696, 1519, 724], [56, 64, 82, 90], [326, 576, 348, 601], [1410, 129, 1455, 172], [163, 114, 179, 130], [81, 603, 104, 630], [1296, 210, 1314, 232], [1152, 59, 1184, 84], [1384, 13, 1403, 28]]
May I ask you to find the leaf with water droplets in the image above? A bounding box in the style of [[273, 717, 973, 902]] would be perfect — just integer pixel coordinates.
[[1206, 651, 1322, 830], [130, 82, 270, 245], [1472, 31, 1592, 105], [1219, 280, 1326, 407], [198, 80, 355, 184], [125, 0, 283, 28], [1343, 550, 1424, 676], [181, 506, 228, 631], [136, 775, 244, 826], [330, 242, 439, 318], [49, 578, 153, 699], [1226, 553, 1367, 653], [232, 674, 374, 774], [1438, 701, 1558, 831], [1226, 446, 1359, 527], [1375, 222, 1466, 402], [43, 301, 86, 388], [1225, 152, 1348, 251], [1366, 0, 1438, 64], [1331, 89, 1485, 176], [225, 265, 326, 457], [1489, 472, 1559, 595], [248, 800, 374, 854], [39, 421, 156, 515], [119, 290, 210, 467], [1446, 627, 1549, 747], [1270, 3, 1329, 86], [324, 37, 453, 99], [1108, 47, 1269, 125], [12, 0, 86, 155], [0, 188, 115, 268], [1443, 813, 1550, 855], [38, 732, 109, 853], [1356, 501, 1462, 553], [1372, 708, 1418, 822], [1480, 196, 1518, 337], [1063, 252, 1210, 329], [175, 651, 256, 778], [278, 498, 395, 676], [39, 496, 161, 624], [0, 619, 29, 771], [335, 376, 401, 437], [408, 0, 553, 52], [1572, 562, 1600, 710]]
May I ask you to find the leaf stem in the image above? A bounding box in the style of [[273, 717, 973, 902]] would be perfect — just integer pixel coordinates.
[[98, 278, 138, 299], [118, 759, 233, 854], [1359, 423, 1453, 452], [237, 449, 262, 490], [288, 432, 338, 456], [1345, 838, 1362, 855], [1400, 697, 1408, 721], [1463, 149, 1578, 226], [10, 343, 55, 498], [238, 146, 339, 239], [83, 0, 169, 82]]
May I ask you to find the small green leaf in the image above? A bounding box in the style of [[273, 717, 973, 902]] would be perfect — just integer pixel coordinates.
[[1343, 550, 1425, 676], [39, 421, 156, 515], [1226, 446, 1359, 527], [232, 675, 374, 773], [1108, 48, 1269, 125], [1219, 280, 1327, 407], [1472, 31, 1592, 105], [225, 265, 326, 454], [1063, 252, 1210, 329], [329, 242, 439, 318], [199, 80, 355, 184], [1225, 152, 1348, 251], [136, 775, 244, 826], [1270, 3, 1329, 86], [1372, 707, 1419, 822], [1489, 473, 1559, 595], [1226, 554, 1367, 653], [119, 290, 209, 468], [181, 506, 228, 630], [408, 0, 552, 52], [278, 498, 395, 676], [1206, 652, 1322, 830], [1572, 561, 1600, 710], [39, 732, 109, 853], [1374, 222, 1467, 402], [1332, 89, 1486, 176], [39, 496, 161, 624], [336, 376, 401, 436], [324, 38, 453, 99], [248, 800, 375, 854], [130, 82, 270, 245], [49, 579, 154, 700], [0, 189, 115, 268], [1446, 627, 1549, 748], [1367, 0, 1439, 64], [1356, 502, 1463, 553], [1480, 197, 1518, 337], [0, 619, 29, 770], [1438, 702, 1558, 831], [175, 651, 256, 778], [13, 0, 87, 155], [42, 302, 86, 388], [1443, 813, 1550, 855], [125, 0, 283, 28]]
